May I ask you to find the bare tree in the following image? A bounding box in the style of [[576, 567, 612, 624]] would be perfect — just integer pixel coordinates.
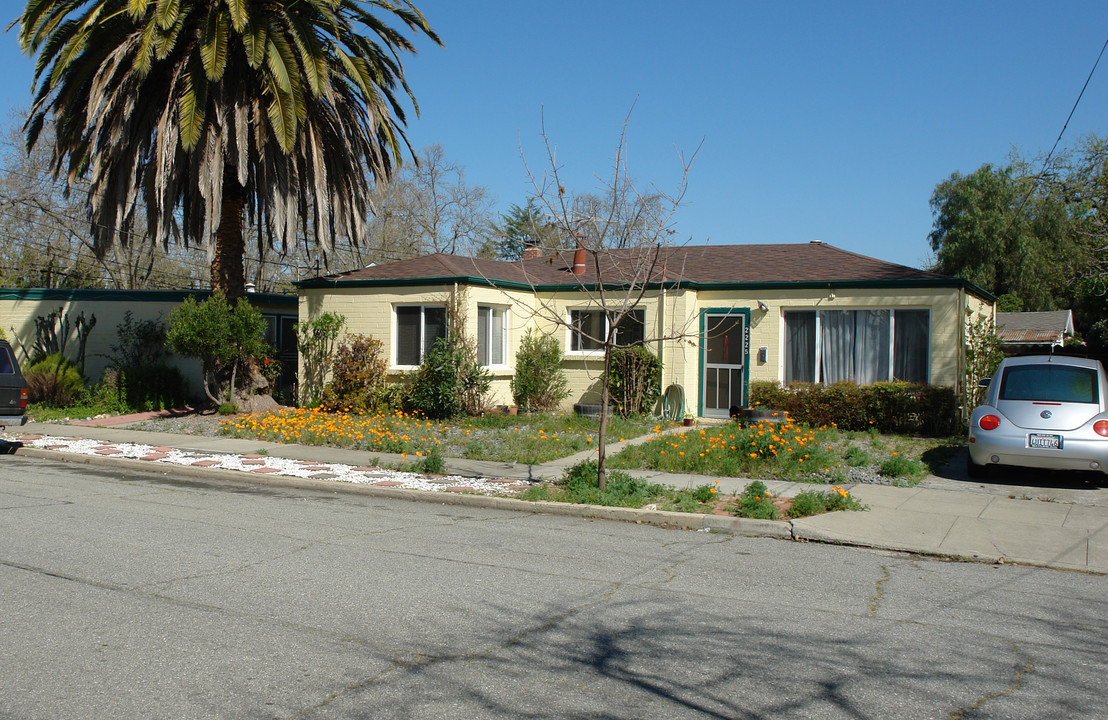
[[407, 144, 496, 255], [0, 110, 208, 290], [273, 144, 497, 282], [489, 108, 702, 488]]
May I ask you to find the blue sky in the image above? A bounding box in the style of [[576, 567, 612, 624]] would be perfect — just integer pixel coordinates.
[[2, 1, 1107, 269]]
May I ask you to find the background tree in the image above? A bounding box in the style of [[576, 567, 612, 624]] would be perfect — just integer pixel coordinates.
[[926, 135, 1108, 335], [18, 0, 439, 301], [928, 163, 1075, 313], [292, 144, 497, 276], [406, 144, 496, 256], [0, 111, 207, 290], [488, 199, 559, 260]]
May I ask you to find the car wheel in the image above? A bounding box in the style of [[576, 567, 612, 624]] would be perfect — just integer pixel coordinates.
[[965, 453, 990, 479]]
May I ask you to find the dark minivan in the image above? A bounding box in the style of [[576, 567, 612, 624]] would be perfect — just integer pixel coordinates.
[[0, 340, 27, 427]]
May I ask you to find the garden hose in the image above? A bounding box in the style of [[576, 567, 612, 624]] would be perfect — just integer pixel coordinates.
[[661, 383, 685, 421]]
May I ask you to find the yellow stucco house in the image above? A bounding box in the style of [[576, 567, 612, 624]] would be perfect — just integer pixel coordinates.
[[296, 241, 994, 418]]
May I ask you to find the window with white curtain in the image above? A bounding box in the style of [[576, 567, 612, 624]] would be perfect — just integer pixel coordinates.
[[477, 305, 506, 366], [784, 309, 930, 384]]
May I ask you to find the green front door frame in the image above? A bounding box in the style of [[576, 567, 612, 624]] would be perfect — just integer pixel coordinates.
[[698, 307, 751, 418]]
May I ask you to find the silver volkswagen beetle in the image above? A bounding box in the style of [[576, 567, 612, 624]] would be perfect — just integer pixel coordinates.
[[968, 355, 1108, 477]]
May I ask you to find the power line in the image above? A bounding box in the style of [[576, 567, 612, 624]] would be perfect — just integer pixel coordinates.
[[1039, 35, 1108, 177]]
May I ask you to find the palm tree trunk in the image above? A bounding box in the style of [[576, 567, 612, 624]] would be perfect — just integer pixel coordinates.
[[211, 166, 247, 301]]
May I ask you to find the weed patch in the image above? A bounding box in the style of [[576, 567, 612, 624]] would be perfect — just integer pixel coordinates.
[[517, 460, 719, 512]]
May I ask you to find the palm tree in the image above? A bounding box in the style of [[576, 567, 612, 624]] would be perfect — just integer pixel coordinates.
[[18, 0, 439, 300]]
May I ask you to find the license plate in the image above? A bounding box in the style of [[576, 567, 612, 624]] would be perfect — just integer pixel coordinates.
[[1029, 433, 1062, 449]]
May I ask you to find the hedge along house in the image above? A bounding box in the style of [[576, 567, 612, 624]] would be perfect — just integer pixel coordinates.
[[0, 288, 298, 400], [295, 241, 995, 418]]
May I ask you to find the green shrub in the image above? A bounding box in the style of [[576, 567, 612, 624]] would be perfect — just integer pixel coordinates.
[[295, 312, 346, 407], [552, 460, 664, 507], [608, 345, 662, 417], [511, 328, 569, 411], [218, 402, 238, 415], [750, 380, 958, 436], [321, 335, 389, 413], [786, 488, 865, 518], [406, 338, 465, 419], [373, 383, 408, 412], [878, 454, 928, 479], [166, 291, 268, 405], [417, 447, 446, 475], [457, 349, 492, 416], [844, 446, 871, 467], [24, 353, 85, 407], [728, 480, 780, 520]]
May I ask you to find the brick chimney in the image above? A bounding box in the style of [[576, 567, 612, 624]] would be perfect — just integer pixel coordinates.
[[521, 244, 542, 260]]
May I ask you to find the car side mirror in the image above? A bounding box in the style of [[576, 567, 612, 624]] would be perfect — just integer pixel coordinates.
[[977, 377, 992, 388]]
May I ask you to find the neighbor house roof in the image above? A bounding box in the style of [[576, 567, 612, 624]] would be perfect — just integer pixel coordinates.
[[996, 310, 1074, 346], [296, 241, 990, 297]]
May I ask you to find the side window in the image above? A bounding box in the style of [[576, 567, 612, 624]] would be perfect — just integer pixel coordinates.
[[0, 348, 13, 375], [395, 306, 447, 366], [477, 306, 506, 366], [570, 310, 605, 351], [570, 308, 644, 350], [614, 309, 645, 347]]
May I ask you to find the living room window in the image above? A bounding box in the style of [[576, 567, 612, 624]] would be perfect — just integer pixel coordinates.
[[477, 305, 506, 366], [570, 309, 645, 352], [395, 305, 447, 366], [784, 309, 930, 384]]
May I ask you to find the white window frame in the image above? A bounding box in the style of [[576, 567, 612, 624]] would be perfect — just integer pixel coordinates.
[[567, 308, 645, 355], [781, 307, 931, 384], [393, 304, 447, 368], [477, 305, 508, 368]]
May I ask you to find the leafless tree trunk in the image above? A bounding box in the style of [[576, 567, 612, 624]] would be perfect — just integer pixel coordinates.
[[480, 105, 704, 489]]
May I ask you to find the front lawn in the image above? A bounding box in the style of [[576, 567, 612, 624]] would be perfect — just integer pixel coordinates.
[[217, 408, 663, 465]]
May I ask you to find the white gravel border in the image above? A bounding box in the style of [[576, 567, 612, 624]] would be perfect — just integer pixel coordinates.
[[6, 433, 529, 495]]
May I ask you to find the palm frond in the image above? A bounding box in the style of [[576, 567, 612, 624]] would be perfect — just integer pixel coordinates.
[[154, 0, 180, 30], [200, 7, 229, 80], [177, 62, 208, 150], [18, 0, 440, 294]]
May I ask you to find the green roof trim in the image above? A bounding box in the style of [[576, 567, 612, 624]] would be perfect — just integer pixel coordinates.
[[296, 275, 995, 302], [0, 288, 297, 306]]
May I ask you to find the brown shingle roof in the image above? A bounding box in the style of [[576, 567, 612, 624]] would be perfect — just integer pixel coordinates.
[[305, 241, 951, 288]]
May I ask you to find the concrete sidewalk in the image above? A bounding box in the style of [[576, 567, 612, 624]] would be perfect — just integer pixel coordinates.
[[6, 419, 1108, 573]]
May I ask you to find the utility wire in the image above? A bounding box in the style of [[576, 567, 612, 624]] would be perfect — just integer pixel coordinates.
[[1039, 34, 1108, 177]]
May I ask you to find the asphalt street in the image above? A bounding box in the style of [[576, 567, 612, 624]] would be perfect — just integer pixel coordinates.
[[2, 454, 1105, 719]]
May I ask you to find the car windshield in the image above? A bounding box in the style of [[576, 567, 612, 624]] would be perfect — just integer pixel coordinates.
[[0, 348, 12, 375], [999, 364, 1099, 404]]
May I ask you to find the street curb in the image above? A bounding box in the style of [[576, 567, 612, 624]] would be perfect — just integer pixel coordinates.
[[790, 524, 913, 553], [13, 446, 794, 539]]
